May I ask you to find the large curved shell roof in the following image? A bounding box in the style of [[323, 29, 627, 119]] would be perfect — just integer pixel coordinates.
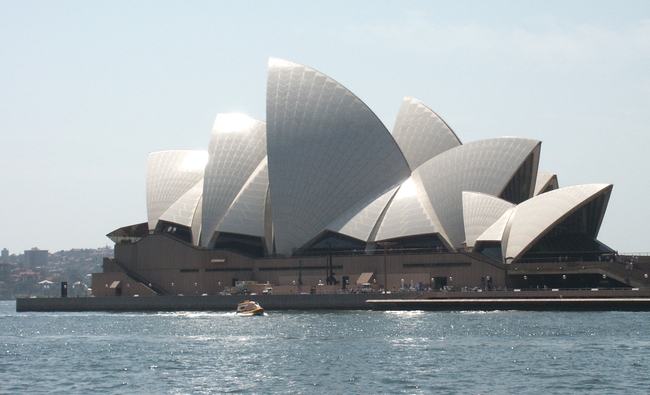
[[266, 58, 411, 255], [415, 137, 541, 248], [462, 191, 515, 248], [200, 114, 267, 247], [392, 97, 461, 171], [146, 150, 207, 231], [502, 183, 613, 262]]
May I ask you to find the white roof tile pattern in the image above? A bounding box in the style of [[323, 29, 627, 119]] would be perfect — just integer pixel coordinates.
[[214, 159, 269, 238], [266, 58, 410, 255], [159, 180, 204, 227], [462, 191, 516, 248], [502, 184, 613, 262], [146, 150, 207, 231], [136, 57, 613, 260], [392, 97, 461, 171], [475, 207, 516, 244], [200, 114, 267, 247], [329, 186, 398, 242], [415, 138, 541, 248], [374, 177, 440, 242]]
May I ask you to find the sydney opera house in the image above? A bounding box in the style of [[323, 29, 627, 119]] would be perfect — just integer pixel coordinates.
[[93, 58, 641, 297]]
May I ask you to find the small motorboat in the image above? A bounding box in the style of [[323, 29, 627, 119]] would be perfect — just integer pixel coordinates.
[[236, 300, 265, 316]]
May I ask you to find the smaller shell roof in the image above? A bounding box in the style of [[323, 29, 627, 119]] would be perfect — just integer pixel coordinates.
[[329, 186, 398, 243], [534, 172, 559, 195], [374, 177, 442, 242], [146, 150, 207, 231], [392, 97, 461, 171], [214, 159, 269, 238], [159, 180, 203, 228], [476, 208, 516, 246], [502, 183, 613, 262], [414, 137, 541, 248], [462, 191, 515, 248], [200, 114, 267, 247], [159, 179, 204, 244]]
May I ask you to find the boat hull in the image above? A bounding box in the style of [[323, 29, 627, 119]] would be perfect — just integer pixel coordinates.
[[236, 300, 265, 315], [236, 308, 264, 316]]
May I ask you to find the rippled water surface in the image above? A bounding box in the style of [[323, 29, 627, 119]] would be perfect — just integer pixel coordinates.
[[1, 300, 649, 394]]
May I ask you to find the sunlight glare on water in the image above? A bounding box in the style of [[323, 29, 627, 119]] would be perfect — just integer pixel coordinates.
[[1, 301, 649, 394]]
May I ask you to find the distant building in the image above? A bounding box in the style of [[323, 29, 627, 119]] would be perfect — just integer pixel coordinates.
[[0, 262, 10, 281], [1, 248, 8, 261], [18, 270, 39, 283], [24, 248, 48, 269]]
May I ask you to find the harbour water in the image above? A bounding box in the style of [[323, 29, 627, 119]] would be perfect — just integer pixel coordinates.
[[1, 300, 649, 394]]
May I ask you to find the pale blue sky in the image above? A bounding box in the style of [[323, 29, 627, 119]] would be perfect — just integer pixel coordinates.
[[1, 1, 649, 254]]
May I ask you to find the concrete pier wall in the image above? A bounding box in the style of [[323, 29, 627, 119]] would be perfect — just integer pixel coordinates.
[[368, 297, 650, 312], [16, 289, 650, 312], [15, 294, 389, 312]]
